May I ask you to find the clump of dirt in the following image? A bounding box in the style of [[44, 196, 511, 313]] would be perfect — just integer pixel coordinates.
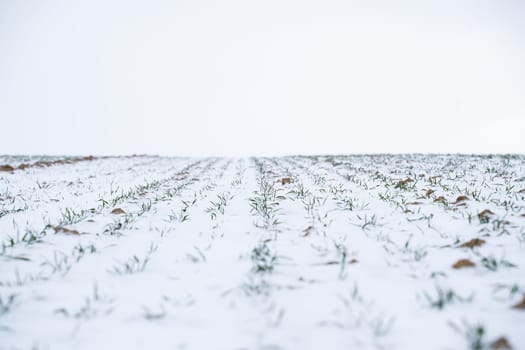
[[434, 196, 446, 204], [406, 201, 422, 205], [394, 178, 413, 189], [454, 195, 469, 206], [349, 259, 358, 264], [3, 156, 98, 173], [452, 259, 476, 269], [111, 208, 126, 215], [455, 195, 469, 203], [425, 189, 435, 197], [0, 165, 15, 172], [281, 178, 292, 185], [54, 226, 80, 235], [490, 337, 513, 349], [479, 209, 495, 216], [478, 209, 495, 222], [460, 238, 486, 249], [17, 163, 31, 170], [512, 294, 525, 309]]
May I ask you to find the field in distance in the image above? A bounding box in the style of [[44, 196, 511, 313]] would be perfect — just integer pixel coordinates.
[[1, 154, 524, 350]]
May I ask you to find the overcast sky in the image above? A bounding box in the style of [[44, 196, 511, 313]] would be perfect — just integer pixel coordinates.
[[1, 0, 524, 156]]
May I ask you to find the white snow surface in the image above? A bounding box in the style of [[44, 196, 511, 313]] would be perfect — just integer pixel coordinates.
[[0, 155, 524, 350]]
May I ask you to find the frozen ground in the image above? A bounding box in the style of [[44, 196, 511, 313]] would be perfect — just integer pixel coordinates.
[[1, 155, 524, 350]]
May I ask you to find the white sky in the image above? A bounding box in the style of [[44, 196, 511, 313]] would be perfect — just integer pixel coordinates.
[[1, 0, 524, 156]]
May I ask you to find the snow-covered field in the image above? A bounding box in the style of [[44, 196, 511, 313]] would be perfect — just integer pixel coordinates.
[[1, 155, 524, 350]]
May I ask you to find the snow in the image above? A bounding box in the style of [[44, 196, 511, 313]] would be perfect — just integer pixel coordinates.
[[1, 155, 524, 349]]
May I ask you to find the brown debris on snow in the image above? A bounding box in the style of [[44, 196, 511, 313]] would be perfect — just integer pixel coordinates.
[[478, 209, 495, 221], [395, 178, 413, 188], [512, 294, 525, 309], [479, 209, 495, 216], [54, 226, 80, 235], [281, 178, 292, 185], [490, 337, 513, 349], [434, 196, 446, 204], [406, 201, 422, 205], [425, 189, 435, 197], [0, 165, 15, 172], [460, 238, 486, 249], [452, 259, 476, 269], [1, 156, 98, 173], [454, 195, 469, 204], [517, 188, 525, 194], [111, 208, 126, 215]]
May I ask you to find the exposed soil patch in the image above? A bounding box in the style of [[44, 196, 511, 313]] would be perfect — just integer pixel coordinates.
[[454, 195, 469, 204], [425, 189, 435, 197], [54, 226, 80, 235], [478, 209, 496, 222], [0, 156, 98, 173], [452, 259, 476, 269], [0, 165, 15, 172], [512, 295, 525, 309], [281, 177, 292, 185], [490, 337, 513, 349], [434, 196, 446, 204], [111, 208, 126, 215], [459, 238, 486, 249]]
